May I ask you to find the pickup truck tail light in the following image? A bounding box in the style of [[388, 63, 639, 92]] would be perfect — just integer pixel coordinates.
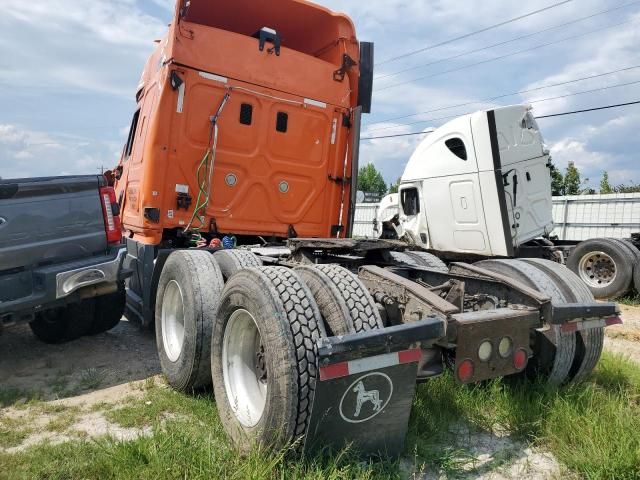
[[99, 186, 122, 245]]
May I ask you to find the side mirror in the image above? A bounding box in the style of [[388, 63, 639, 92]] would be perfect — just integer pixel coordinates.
[[358, 42, 374, 114]]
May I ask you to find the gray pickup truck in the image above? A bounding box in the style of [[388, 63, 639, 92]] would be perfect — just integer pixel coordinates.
[[0, 175, 127, 343]]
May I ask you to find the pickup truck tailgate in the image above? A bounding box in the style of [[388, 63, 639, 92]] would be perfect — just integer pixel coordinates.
[[0, 176, 108, 272]]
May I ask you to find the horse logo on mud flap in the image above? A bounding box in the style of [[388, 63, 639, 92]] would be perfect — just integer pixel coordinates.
[[352, 381, 382, 417], [339, 373, 393, 424]]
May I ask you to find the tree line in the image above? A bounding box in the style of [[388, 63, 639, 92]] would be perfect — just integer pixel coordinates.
[[358, 162, 640, 197]]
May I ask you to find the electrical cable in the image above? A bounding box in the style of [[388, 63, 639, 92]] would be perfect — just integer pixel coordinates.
[[368, 77, 640, 133], [377, 0, 574, 66], [185, 92, 230, 234], [375, 0, 640, 80], [536, 99, 640, 118], [365, 64, 640, 128], [376, 18, 633, 92], [360, 100, 640, 140]]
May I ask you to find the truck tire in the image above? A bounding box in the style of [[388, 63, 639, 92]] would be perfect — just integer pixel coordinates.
[[389, 251, 448, 272], [621, 238, 640, 263], [566, 238, 634, 299], [155, 250, 224, 392], [30, 300, 95, 344], [213, 249, 263, 280], [519, 258, 604, 383], [295, 264, 383, 336], [211, 267, 325, 452], [475, 259, 576, 386], [88, 281, 126, 335]]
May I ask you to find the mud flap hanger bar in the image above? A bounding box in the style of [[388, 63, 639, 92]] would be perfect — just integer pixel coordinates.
[[304, 318, 445, 457]]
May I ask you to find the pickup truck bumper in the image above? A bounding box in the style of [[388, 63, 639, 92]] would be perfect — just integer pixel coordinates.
[[0, 246, 127, 322]]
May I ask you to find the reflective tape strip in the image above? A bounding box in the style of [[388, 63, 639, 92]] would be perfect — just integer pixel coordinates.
[[561, 316, 622, 333], [199, 72, 228, 84], [319, 347, 422, 381], [304, 98, 327, 109]]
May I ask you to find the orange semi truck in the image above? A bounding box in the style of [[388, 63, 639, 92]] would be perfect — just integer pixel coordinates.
[[111, 0, 620, 456]]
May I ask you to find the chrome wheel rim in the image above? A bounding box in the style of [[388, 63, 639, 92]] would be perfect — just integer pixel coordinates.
[[222, 309, 267, 428], [161, 280, 186, 363], [578, 251, 617, 288]]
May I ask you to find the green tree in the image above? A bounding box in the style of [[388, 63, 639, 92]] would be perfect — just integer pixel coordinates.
[[357, 163, 388, 196], [388, 178, 401, 194], [615, 183, 640, 193], [564, 162, 582, 196], [599, 171, 614, 194], [549, 161, 564, 196]]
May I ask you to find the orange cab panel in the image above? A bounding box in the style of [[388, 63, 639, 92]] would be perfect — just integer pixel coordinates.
[[114, 0, 365, 245]]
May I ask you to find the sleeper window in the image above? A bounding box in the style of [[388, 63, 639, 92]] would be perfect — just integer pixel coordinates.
[[445, 138, 467, 161], [124, 109, 141, 159]]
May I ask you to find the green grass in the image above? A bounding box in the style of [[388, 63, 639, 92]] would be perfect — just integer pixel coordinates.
[[0, 388, 40, 409], [618, 292, 640, 306], [1, 352, 639, 479]]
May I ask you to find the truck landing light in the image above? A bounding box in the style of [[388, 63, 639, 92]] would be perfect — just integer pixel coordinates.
[[457, 359, 474, 382], [513, 349, 528, 371]]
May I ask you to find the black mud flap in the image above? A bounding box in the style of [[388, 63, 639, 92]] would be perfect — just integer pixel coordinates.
[[303, 317, 445, 458]]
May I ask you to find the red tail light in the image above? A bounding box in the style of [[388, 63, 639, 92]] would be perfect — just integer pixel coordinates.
[[457, 359, 475, 383], [99, 186, 122, 245], [513, 349, 528, 371]]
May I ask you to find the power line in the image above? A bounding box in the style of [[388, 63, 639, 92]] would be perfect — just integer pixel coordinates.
[[360, 100, 640, 140], [375, 0, 640, 81], [536, 100, 640, 118], [375, 19, 633, 93], [368, 75, 640, 133], [377, 0, 574, 66], [366, 64, 640, 129]]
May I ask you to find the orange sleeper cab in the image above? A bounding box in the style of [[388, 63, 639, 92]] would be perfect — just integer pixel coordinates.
[[113, 0, 371, 246]]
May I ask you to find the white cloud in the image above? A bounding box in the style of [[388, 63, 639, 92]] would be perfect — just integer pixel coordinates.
[[0, 124, 120, 179]]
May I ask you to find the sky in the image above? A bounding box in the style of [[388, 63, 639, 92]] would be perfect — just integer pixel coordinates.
[[0, 0, 639, 189]]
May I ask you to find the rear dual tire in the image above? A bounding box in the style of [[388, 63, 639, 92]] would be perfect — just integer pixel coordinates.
[[295, 264, 383, 336], [212, 267, 325, 452], [389, 250, 448, 272], [155, 250, 225, 392], [476, 258, 604, 385]]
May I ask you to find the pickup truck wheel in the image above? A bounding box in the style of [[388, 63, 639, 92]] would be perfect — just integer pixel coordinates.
[[566, 238, 634, 299], [475, 259, 576, 386], [156, 250, 224, 392], [30, 300, 94, 344], [211, 267, 325, 452], [389, 251, 448, 272], [295, 264, 383, 336], [520, 259, 604, 383], [213, 250, 262, 280], [88, 282, 126, 335]]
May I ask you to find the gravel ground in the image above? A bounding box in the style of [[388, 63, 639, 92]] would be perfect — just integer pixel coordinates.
[[0, 318, 159, 401]]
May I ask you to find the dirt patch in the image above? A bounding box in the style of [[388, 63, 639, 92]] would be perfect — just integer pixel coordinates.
[[0, 318, 160, 402], [606, 305, 640, 363], [402, 423, 562, 480]]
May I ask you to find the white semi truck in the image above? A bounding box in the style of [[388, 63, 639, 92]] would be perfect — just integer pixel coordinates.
[[377, 105, 640, 300]]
